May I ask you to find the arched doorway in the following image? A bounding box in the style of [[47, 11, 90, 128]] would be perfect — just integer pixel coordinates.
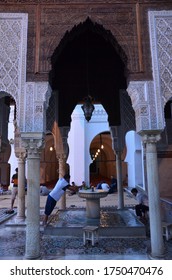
[[0, 94, 16, 190], [90, 132, 114, 183], [46, 18, 131, 184], [40, 133, 59, 186], [48, 18, 128, 128]]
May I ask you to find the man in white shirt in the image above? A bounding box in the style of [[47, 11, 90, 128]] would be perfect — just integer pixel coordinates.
[[101, 182, 110, 191], [43, 174, 71, 225]]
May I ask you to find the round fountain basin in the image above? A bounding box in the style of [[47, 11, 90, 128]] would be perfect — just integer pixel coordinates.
[[78, 189, 108, 218], [78, 189, 108, 199]]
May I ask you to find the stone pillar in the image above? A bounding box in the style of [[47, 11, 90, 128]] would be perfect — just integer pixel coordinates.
[[142, 141, 148, 191], [14, 124, 27, 221], [116, 150, 124, 209], [110, 126, 124, 209], [142, 134, 164, 258], [16, 152, 26, 221], [57, 153, 67, 210], [55, 127, 69, 210], [21, 133, 44, 259]]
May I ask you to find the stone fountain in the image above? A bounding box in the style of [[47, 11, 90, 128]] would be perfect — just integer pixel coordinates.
[[78, 189, 108, 218]]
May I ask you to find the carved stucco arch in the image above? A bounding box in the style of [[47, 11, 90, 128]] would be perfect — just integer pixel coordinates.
[[45, 14, 131, 73], [127, 11, 172, 134]]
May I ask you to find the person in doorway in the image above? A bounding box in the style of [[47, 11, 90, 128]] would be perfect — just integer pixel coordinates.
[[6, 168, 18, 214], [131, 188, 149, 221], [43, 174, 72, 225]]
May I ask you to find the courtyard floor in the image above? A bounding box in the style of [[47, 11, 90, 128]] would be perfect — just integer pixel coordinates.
[[0, 191, 172, 260]]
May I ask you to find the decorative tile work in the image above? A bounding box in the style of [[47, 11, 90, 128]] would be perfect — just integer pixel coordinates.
[[149, 11, 172, 106], [0, 13, 28, 128], [0, 227, 172, 260], [0, 207, 171, 260], [24, 82, 52, 133], [127, 81, 164, 133], [127, 11, 172, 134]]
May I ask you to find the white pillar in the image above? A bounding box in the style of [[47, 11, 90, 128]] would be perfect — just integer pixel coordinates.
[[125, 131, 143, 189], [67, 105, 110, 187], [143, 134, 165, 258], [67, 107, 86, 185]]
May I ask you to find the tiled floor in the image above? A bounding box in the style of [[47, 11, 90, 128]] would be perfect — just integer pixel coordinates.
[[1, 222, 172, 260], [0, 191, 172, 260]]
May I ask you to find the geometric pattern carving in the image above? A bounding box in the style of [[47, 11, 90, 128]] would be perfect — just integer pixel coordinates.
[[41, 6, 136, 74], [127, 11, 172, 134], [149, 11, 172, 107], [0, 18, 20, 96], [24, 82, 52, 133], [0, 13, 28, 127], [120, 89, 136, 134], [127, 81, 165, 133], [0, 14, 52, 134], [46, 92, 56, 132]]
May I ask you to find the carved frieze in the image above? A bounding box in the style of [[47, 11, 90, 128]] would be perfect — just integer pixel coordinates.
[[40, 4, 137, 73], [127, 80, 165, 134], [23, 81, 52, 133]]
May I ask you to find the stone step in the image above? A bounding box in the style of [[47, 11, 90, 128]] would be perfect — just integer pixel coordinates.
[[0, 209, 16, 224]]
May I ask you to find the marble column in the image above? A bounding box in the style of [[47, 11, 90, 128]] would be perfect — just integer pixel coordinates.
[[143, 134, 165, 258], [116, 150, 124, 209], [57, 153, 67, 210], [142, 142, 148, 192], [16, 152, 26, 221], [22, 134, 44, 259]]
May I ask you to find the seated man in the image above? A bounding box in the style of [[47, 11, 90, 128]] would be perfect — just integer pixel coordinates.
[[131, 188, 149, 221]]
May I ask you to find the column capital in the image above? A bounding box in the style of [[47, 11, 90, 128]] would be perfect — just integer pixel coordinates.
[[141, 133, 161, 144], [21, 132, 45, 158], [17, 150, 27, 161], [56, 153, 67, 160]]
